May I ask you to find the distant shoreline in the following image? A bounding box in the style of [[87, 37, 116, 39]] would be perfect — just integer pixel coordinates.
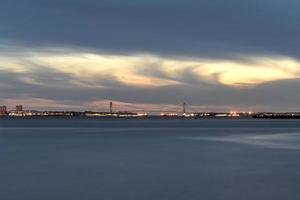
[[1, 114, 300, 119]]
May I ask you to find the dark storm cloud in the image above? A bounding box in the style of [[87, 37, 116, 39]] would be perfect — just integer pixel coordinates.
[[1, 0, 300, 58]]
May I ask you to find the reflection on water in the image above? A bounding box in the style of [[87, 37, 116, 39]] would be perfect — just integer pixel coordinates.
[[188, 132, 300, 150]]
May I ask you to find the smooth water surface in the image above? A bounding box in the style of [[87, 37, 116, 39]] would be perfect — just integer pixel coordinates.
[[1, 118, 300, 200]]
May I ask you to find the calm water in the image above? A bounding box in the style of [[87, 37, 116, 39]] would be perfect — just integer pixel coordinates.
[[1, 118, 300, 200]]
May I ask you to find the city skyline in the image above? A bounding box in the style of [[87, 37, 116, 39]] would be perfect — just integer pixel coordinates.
[[1, 0, 300, 111], [0, 101, 248, 113], [3, 102, 300, 119], [0, 100, 290, 113]]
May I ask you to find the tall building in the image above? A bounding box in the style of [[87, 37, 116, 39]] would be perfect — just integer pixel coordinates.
[[16, 105, 23, 111], [110, 102, 113, 113], [183, 102, 186, 113], [0, 105, 7, 115]]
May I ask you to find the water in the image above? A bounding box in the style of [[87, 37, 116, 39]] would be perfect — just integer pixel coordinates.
[[1, 118, 300, 200]]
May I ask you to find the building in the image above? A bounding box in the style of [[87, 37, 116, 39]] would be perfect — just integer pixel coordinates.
[[109, 102, 113, 113], [0, 105, 7, 116], [16, 105, 23, 111], [8, 105, 27, 117]]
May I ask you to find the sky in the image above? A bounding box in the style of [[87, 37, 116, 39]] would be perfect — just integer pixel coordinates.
[[1, 0, 300, 112]]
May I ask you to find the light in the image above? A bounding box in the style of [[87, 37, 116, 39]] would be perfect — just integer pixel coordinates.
[[229, 111, 240, 117], [160, 113, 178, 117]]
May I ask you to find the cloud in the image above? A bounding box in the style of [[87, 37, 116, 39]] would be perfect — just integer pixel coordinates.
[[1, 45, 300, 111], [1, 0, 300, 111], [1, 46, 299, 87]]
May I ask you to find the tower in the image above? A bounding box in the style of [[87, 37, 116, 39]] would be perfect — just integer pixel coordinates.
[[0, 105, 7, 115], [110, 101, 113, 113], [183, 102, 186, 114], [2, 105, 6, 112]]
